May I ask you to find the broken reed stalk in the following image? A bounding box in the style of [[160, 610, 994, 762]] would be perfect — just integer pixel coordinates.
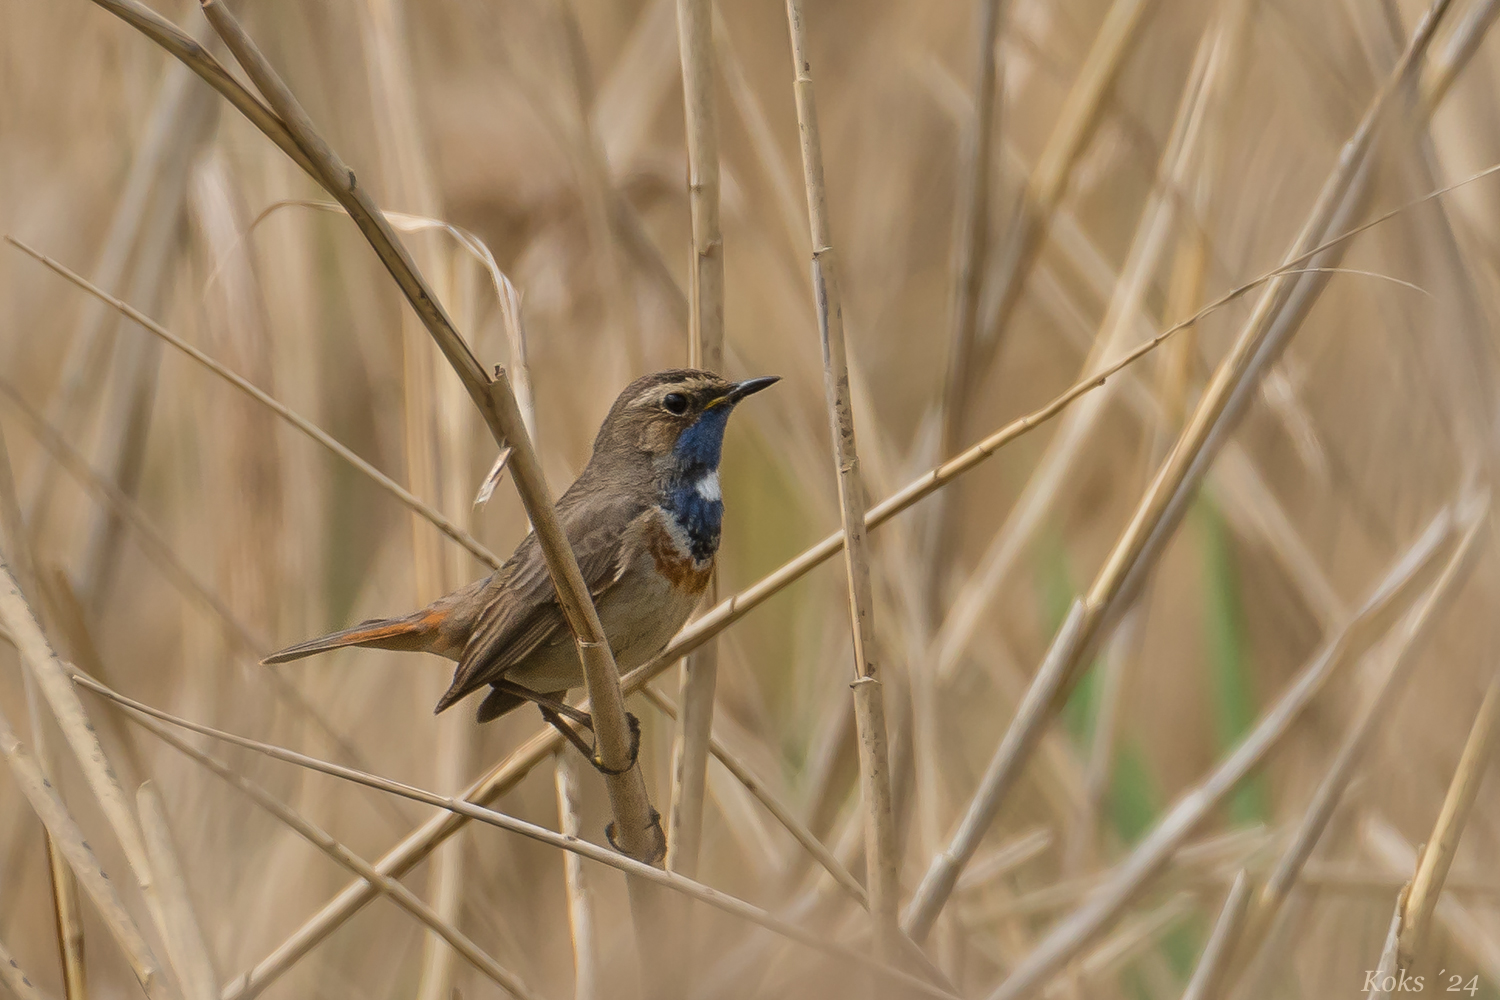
[[979, 502, 1463, 1000], [137, 782, 219, 1000], [0, 702, 168, 998], [667, 0, 726, 907], [0, 428, 88, 1000], [783, 0, 900, 962], [78, 674, 961, 1000], [116, 694, 546, 1000], [902, 0, 1460, 944], [938, 0, 1157, 463], [1395, 670, 1500, 967], [1230, 503, 1488, 978], [5, 237, 502, 570]]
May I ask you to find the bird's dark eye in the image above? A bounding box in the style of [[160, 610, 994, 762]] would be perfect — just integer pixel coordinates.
[[662, 392, 689, 415]]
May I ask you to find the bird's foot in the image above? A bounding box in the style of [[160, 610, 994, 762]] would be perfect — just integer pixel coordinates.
[[606, 805, 666, 864], [532, 697, 640, 776], [589, 711, 641, 775]]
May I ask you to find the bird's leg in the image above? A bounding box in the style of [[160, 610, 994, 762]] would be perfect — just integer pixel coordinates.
[[496, 681, 641, 775]]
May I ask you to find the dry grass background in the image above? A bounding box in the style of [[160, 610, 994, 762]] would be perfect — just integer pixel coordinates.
[[3, 0, 1500, 997]]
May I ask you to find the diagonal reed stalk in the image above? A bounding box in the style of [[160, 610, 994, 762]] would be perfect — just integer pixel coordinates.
[[0, 557, 176, 985], [1395, 669, 1500, 968], [136, 782, 219, 1000], [667, 0, 727, 952], [980, 499, 1472, 1000], [1181, 870, 1253, 1000], [76, 673, 963, 1000], [0, 931, 57, 1000], [902, 0, 1462, 943], [5, 237, 502, 570], [783, 0, 901, 962], [0, 415, 87, 1000], [0, 700, 168, 999]]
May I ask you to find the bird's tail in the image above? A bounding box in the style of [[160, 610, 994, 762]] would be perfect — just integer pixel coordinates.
[[261, 609, 444, 665]]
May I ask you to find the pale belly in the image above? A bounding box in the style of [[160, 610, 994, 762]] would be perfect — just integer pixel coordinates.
[[503, 547, 708, 694]]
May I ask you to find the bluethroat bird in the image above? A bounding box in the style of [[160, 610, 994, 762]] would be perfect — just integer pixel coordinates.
[[263, 369, 778, 772]]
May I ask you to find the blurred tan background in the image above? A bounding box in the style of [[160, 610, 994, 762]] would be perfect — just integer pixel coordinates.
[[4, 0, 1500, 997]]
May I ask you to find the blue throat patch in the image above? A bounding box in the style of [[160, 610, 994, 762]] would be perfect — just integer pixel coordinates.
[[664, 406, 730, 561]]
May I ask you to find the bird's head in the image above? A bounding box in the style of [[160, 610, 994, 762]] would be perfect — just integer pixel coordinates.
[[592, 369, 779, 475]]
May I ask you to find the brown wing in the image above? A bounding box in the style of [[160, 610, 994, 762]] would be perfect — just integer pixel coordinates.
[[434, 485, 647, 711]]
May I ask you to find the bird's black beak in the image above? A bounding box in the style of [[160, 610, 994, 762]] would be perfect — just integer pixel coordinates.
[[723, 375, 780, 405]]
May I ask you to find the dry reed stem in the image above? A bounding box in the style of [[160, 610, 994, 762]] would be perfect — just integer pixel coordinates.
[[0, 931, 57, 1000], [554, 751, 600, 1000], [0, 703, 167, 998], [75, 675, 962, 1000], [136, 783, 219, 1000], [1395, 671, 1500, 968], [939, 0, 1158, 462], [5, 237, 502, 570], [905, 0, 1462, 943], [667, 0, 726, 937], [114, 698, 547, 1000], [783, 0, 901, 961], [0, 428, 87, 1000], [0, 559, 173, 965], [1229, 503, 1488, 981], [980, 502, 1461, 1000], [1181, 871, 1253, 1000]]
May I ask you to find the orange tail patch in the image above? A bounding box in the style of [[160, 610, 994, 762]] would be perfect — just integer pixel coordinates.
[[261, 609, 447, 665]]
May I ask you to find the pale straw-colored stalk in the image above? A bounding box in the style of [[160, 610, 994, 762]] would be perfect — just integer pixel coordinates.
[[554, 750, 600, 1000], [136, 783, 219, 1000], [0, 930, 57, 1000], [667, 0, 727, 939], [1180, 871, 1253, 1000], [1396, 671, 1500, 968], [0, 703, 168, 998], [783, 0, 900, 962], [0, 424, 88, 1000]]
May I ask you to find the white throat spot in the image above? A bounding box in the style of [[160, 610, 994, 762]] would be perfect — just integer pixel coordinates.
[[694, 471, 721, 503]]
